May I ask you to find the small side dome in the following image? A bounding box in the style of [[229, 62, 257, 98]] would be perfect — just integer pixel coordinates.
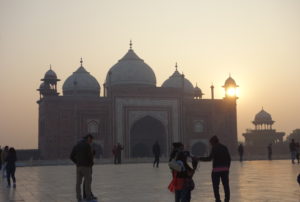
[[105, 42, 156, 87], [253, 108, 274, 125], [194, 84, 203, 98], [162, 64, 194, 95], [44, 68, 57, 80], [63, 59, 100, 96], [223, 75, 238, 88], [41, 65, 60, 85]]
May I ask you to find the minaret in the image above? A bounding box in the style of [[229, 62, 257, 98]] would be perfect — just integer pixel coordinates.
[[210, 83, 214, 100], [38, 64, 60, 100], [222, 74, 239, 99]]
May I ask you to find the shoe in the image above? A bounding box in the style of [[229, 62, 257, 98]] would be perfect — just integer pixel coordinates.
[[13, 183, 16, 188], [7, 184, 11, 188], [85, 196, 98, 201]]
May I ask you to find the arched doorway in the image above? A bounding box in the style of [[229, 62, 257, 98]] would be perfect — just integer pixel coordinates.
[[92, 143, 103, 159], [130, 116, 166, 158], [191, 141, 208, 156]]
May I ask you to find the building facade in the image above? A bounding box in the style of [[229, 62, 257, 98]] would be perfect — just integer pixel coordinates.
[[37, 45, 239, 160]]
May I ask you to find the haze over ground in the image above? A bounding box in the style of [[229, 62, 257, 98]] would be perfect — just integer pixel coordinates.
[[1, 0, 300, 149]]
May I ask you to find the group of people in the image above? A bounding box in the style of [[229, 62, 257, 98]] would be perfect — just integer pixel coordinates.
[[70, 134, 232, 202], [0, 145, 17, 188], [168, 136, 231, 202], [70, 134, 300, 202]]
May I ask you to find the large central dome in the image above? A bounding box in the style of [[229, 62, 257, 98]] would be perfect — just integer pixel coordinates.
[[105, 47, 156, 87]]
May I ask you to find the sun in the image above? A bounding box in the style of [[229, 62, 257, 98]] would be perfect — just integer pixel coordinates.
[[226, 87, 236, 97]]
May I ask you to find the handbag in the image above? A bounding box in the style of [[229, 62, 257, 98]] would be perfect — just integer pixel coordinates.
[[168, 178, 176, 192], [168, 159, 182, 172]]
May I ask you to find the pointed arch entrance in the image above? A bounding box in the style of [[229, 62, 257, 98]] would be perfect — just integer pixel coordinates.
[[130, 116, 166, 158]]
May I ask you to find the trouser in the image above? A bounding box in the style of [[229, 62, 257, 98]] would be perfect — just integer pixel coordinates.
[[2, 162, 7, 177], [291, 151, 296, 163], [76, 166, 92, 200], [83, 167, 93, 199], [114, 155, 117, 164], [6, 167, 16, 186], [175, 188, 191, 202], [239, 153, 243, 162], [153, 156, 160, 167], [117, 154, 122, 164], [212, 171, 230, 202]]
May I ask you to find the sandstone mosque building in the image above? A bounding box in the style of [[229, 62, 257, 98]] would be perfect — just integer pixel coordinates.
[[37, 43, 239, 160]]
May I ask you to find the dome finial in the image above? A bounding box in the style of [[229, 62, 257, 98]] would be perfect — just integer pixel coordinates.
[[175, 62, 178, 71], [49, 64, 52, 70], [80, 57, 83, 67], [129, 40, 133, 50]]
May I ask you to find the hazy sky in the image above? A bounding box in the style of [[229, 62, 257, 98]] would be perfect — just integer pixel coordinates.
[[1, 0, 300, 149]]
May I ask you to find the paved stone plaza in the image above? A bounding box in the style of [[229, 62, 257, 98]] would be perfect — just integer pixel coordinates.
[[0, 160, 299, 202]]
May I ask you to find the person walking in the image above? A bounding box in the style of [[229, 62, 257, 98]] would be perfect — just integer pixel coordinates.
[[112, 144, 117, 164], [70, 134, 96, 202], [238, 144, 244, 162], [267, 143, 272, 160], [2, 146, 9, 178], [198, 136, 231, 202], [5, 147, 17, 188], [289, 139, 297, 164], [152, 141, 161, 168], [116, 143, 123, 164]]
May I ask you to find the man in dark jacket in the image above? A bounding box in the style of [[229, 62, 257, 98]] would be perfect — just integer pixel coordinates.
[[238, 143, 244, 162], [70, 134, 95, 202], [152, 141, 161, 168], [198, 136, 231, 202]]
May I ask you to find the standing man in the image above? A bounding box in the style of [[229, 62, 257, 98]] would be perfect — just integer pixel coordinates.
[[267, 143, 272, 160], [198, 136, 231, 202], [238, 143, 244, 162], [289, 139, 297, 164], [70, 134, 96, 202], [152, 141, 161, 168], [112, 144, 117, 164], [116, 143, 124, 164]]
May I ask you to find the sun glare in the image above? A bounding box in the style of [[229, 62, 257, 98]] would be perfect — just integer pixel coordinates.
[[226, 88, 236, 97]]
